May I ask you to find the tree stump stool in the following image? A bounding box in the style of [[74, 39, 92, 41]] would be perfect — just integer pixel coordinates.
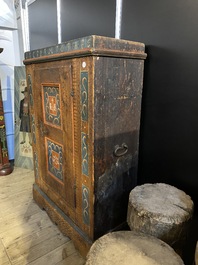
[[86, 231, 184, 265], [127, 183, 194, 257]]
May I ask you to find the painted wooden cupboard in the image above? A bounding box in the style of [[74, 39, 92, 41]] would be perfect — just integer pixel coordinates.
[[24, 35, 146, 256]]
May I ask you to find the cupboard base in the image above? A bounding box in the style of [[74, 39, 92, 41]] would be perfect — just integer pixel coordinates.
[[33, 183, 92, 258]]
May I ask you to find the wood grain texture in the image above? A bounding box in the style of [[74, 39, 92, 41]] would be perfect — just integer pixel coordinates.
[[0, 167, 85, 265], [127, 183, 194, 258], [24, 36, 147, 251], [33, 184, 92, 258], [0, 238, 10, 265], [86, 231, 184, 265]]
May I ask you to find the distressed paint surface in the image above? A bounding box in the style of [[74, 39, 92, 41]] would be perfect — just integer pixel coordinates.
[[81, 132, 89, 177], [34, 151, 39, 179], [42, 85, 61, 128], [81, 72, 88, 121], [46, 138, 63, 182], [25, 35, 146, 60], [28, 74, 33, 106], [24, 35, 146, 255], [82, 184, 90, 225]]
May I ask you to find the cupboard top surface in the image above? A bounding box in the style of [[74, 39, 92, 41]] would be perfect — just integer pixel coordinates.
[[24, 35, 147, 64]]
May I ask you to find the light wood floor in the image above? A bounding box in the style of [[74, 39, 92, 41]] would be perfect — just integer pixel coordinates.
[[0, 167, 85, 265], [0, 167, 197, 265]]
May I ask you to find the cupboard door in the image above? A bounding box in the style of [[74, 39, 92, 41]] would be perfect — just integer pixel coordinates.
[[33, 62, 76, 212]]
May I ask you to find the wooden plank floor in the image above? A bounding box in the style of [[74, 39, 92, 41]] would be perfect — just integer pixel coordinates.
[[0, 167, 197, 265], [0, 167, 85, 265]]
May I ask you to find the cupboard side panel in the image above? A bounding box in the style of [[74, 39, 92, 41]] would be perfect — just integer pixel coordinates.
[[93, 56, 145, 238]]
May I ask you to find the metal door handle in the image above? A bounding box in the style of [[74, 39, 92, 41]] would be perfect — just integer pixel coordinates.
[[114, 143, 128, 157], [39, 121, 48, 136], [41, 127, 48, 136]]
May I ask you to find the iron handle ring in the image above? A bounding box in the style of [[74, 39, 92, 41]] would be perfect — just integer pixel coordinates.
[[114, 143, 128, 157]]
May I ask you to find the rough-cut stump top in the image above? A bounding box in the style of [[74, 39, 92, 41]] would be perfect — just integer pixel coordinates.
[[85, 231, 184, 265], [128, 183, 193, 225], [127, 183, 194, 255]]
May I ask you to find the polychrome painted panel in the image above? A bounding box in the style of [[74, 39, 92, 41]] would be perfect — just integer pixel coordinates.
[[45, 137, 63, 182], [81, 72, 88, 121], [81, 132, 88, 177], [82, 184, 90, 225], [42, 84, 62, 129]]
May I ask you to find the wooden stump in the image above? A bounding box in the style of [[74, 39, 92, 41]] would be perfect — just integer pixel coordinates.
[[86, 231, 184, 265], [127, 183, 194, 257]]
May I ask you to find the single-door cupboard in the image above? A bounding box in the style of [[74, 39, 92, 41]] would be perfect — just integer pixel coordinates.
[[24, 35, 146, 257]]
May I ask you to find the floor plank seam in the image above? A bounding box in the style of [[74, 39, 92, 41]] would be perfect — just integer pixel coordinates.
[[0, 237, 12, 265], [0, 167, 86, 265]]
